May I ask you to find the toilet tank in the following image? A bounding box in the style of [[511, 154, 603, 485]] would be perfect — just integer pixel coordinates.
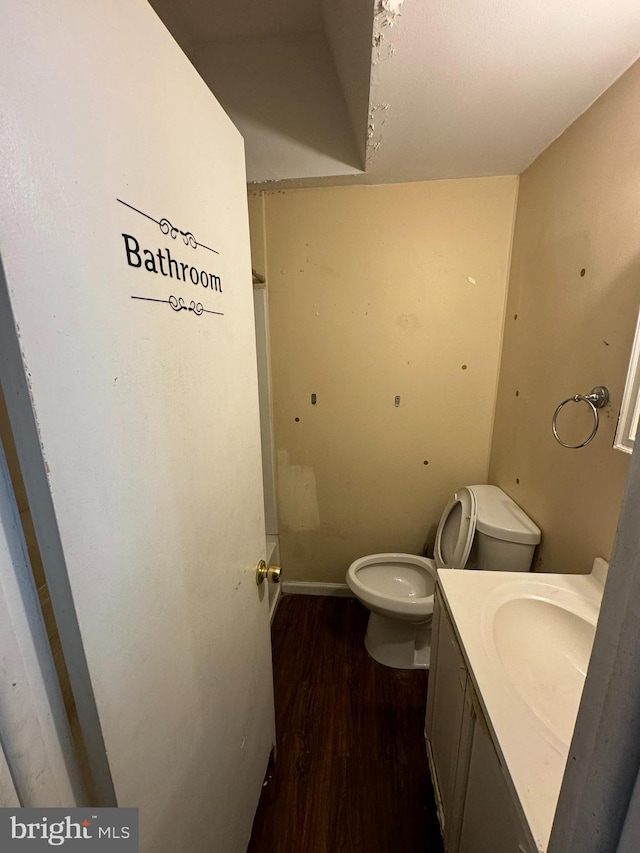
[[467, 485, 541, 572]]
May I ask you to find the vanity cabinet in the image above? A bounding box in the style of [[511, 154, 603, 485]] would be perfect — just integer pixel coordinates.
[[425, 589, 535, 853], [458, 712, 531, 853], [425, 590, 474, 849]]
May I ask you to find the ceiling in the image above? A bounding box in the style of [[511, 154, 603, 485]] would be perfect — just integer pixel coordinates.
[[148, 0, 640, 188]]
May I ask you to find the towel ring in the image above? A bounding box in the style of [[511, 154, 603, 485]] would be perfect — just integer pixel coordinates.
[[552, 386, 609, 449]]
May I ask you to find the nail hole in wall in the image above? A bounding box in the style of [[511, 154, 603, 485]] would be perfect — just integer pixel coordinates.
[[461, 364, 468, 371], [295, 417, 300, 422], [580, 268, 586, 277]]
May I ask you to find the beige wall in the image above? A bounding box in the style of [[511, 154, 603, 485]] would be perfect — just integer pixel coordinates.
[[254, 178, 519, 582], [489, 60, 640, 574]]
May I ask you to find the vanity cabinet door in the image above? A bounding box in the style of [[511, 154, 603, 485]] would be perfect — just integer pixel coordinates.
[[426, 593, 474, 851], [458, 711, 533, 853]]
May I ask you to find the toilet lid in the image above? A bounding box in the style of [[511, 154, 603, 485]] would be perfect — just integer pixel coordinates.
[[434, 487, 477, 569]]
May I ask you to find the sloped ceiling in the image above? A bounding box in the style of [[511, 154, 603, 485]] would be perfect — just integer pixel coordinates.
[[148, 0, 373, 182], [148, 0, 640, 187]]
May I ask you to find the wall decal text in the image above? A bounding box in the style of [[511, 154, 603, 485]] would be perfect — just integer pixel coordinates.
[[122, 234, 222, 291], [118, 198, 225, 320]]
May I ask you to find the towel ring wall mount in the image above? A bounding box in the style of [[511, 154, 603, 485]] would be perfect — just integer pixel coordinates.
[[552, 386, 610, 449]]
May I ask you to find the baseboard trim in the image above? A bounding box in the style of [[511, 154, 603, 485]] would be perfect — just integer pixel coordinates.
[[269, 584, 282, 624], [281, 581, 354, 598]]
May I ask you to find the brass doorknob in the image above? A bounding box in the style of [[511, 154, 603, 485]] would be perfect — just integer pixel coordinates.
[[255, 560, 282, 585], [267, 564, 281, 583]]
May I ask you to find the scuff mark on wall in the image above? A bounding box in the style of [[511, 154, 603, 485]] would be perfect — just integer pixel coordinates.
[[396, 313, 422, 334], [369, 0, 405, 159], [17, 339, 52, 480], [372, 31, 396, 66], [276, 449, 321, 531], [372, 0, 405, 64], [367, 102, 390, 157], [376, 0, 405, 29]]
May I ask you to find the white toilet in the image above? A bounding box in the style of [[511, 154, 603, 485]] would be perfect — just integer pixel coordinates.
[[346, 484, 541, 670]]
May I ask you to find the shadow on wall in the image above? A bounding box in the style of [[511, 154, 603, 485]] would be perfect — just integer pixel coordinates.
[[195, 35, 364, 175]]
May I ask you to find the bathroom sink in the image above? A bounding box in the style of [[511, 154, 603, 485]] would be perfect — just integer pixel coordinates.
[[483, 583, 598, 750], [438, 566, 606, 851]]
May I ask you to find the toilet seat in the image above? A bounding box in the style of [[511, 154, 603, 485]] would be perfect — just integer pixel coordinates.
[[434, 487, 477, 569]]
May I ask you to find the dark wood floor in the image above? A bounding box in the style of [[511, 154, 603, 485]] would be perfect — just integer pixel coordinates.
[[248, 595, 444, 853]]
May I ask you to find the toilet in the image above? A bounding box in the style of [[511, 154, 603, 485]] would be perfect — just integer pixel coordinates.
[[346, 484, 541, 669]]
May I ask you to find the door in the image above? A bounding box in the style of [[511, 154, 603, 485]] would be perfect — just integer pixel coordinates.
[[0, 440, 85, 807], [0, 2, 275, 851]]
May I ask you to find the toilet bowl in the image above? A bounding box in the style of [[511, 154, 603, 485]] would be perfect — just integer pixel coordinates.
[[347, 553, 438, 620], [346, 485, 541, 670], [347, 553, 438, 669]]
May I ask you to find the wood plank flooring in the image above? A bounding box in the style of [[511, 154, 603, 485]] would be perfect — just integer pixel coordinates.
[[248, 595, 444, 853]]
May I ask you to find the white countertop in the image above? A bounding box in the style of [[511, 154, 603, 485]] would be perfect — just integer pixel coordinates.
[[437, 563, 606, 852]]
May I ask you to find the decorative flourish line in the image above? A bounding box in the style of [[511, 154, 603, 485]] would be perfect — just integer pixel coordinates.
[[131, 295, 224, 317], [169, 295, 204, 315], [117, 198, 219, 254]]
